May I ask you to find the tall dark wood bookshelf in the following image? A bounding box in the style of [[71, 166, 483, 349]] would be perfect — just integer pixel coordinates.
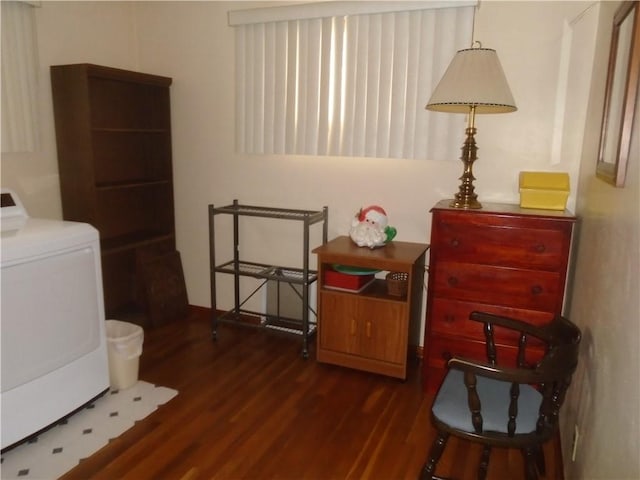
[[51, 64, 175, 324]]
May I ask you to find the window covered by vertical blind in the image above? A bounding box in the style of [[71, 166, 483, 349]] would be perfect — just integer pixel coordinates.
[[1, 1, 39, 153], [231, 2, 475, 160]]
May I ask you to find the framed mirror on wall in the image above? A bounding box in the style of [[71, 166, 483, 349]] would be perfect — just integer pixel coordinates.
[[596, 0, 639, 187]]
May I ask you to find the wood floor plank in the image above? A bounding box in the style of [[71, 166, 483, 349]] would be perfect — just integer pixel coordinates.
[[57, 309, 563, 479]]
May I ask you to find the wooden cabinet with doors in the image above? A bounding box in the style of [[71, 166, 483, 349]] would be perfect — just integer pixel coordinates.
[[51, 64, 175, 324], [319, 294, 408, 366], [422, 200, 576, 392], [313, 236, 429, 379]]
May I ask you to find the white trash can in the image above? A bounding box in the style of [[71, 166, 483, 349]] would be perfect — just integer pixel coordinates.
[[105, 320, 144, 390]]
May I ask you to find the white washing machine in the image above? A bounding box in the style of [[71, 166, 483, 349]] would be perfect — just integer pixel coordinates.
[[1, 189, 109, 449]]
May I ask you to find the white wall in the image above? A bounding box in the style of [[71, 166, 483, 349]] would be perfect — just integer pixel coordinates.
[[1, 1, 140, 218], [3, 1, 593, 329], [562, 2, 640, 478], [129, 1, 594, 333], [2, 2, 638, 477]]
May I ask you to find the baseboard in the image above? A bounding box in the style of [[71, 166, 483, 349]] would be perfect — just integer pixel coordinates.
[[188, 305, 262, 324], [413, 345, 424, 359]]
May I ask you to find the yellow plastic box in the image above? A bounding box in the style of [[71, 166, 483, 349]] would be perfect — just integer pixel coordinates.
[[519, 172, 569, 211]]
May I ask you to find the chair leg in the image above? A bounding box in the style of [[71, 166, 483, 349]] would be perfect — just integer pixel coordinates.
[[419, 432, 449, 480], [534, 444, 546, 476], [522, 448, 539, 480], [478, 445, 491, 480]]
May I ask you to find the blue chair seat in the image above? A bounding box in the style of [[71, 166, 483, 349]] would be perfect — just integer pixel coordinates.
[[432, 369, 543, 435]]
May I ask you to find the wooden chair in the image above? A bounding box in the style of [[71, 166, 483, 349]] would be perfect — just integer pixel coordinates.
[[419, 312, 581, 480]]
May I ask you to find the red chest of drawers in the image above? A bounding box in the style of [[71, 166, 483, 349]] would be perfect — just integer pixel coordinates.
[[423, 201, 576, 393]]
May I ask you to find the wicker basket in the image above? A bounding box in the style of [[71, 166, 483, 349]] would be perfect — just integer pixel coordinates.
[[386, 272, 408, 296]]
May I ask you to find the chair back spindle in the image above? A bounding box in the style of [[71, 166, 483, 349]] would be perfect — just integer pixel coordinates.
[[517, 333, 527, 367], [464, 371, 483, 433], [508, 382, 520, 436], [484, 322, 497, 365]]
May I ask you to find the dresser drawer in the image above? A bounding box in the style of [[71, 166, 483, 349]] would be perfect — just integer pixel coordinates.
[[432, 220, 568, 270], [429, 297, 552, 343], [424, 335, 545, 393], [433, 262, 562, 312], [427, 334, 545, 371]]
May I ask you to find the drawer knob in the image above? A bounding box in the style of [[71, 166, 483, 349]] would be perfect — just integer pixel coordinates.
[[450, 238, 460, 248], [531, 285, 543, 295], [447, 276, 459, 287], [535, 244, 546, 253]]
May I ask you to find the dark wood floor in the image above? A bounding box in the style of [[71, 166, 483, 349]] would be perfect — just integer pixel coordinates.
[[60, 309, 563, 480]]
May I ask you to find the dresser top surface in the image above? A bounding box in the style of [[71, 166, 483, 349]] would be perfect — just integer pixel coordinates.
[[432, 200, 576, 221]]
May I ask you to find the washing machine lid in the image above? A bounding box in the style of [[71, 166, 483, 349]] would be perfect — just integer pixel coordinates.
[[1, 218, 99, 265]]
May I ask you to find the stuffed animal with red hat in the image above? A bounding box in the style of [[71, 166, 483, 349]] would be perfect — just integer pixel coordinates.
[[349, 205, 397, 248]]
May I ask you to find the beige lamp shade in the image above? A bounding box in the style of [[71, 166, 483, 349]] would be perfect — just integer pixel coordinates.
[[426, 47, 517, 114]]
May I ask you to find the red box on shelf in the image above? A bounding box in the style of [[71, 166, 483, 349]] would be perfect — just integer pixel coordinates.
[[324, 268, 375, 292]]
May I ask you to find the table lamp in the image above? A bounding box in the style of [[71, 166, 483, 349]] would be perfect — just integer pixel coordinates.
[[426, 44, 517, 209]]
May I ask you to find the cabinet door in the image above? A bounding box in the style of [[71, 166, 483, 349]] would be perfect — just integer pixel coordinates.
[[319, 293, 359, 355], [358, 300, 407, 364], [319, 293, 407, 364]]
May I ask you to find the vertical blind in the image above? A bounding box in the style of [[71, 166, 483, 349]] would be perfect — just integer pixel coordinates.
[[232, 2, 475, 160], [1, 1, 39, 153]]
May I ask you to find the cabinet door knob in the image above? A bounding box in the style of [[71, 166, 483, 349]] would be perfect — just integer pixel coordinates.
[[447, 276, 459, 287], [534, 244, 546, 253], [531, 285, 543, 295], [450, 238, 460, 247]]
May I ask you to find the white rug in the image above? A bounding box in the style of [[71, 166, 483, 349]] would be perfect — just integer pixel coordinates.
[[0, 381, 178, 480]]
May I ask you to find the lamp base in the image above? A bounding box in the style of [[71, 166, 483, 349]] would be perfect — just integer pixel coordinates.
[[450, 120, 482, 210], [450, 196, 482, 209]]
